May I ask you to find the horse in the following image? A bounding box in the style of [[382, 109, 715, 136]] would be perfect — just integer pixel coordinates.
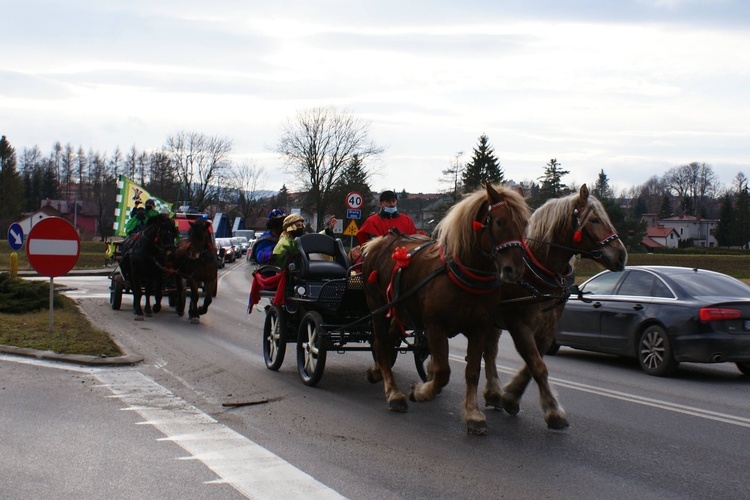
[[491, 184, 628, 429], [174, 217, 218, 324], [362, 182, 531, 435], [119, 213, 180, 321]]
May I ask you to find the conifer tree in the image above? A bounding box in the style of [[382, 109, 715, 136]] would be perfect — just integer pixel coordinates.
[[461, 134, 503, 192], [536, 158, 570, 206], [0, 136, 25, 232]]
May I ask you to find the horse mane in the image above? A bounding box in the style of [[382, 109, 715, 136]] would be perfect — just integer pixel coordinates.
[[526, 190, 613, 259], [433, 183, 529, 262]]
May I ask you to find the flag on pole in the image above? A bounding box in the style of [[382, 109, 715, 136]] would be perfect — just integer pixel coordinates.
[[113, 175, 173, 236]]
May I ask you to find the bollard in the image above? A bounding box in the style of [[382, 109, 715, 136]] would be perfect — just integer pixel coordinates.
[[10, 252, 18, 279]]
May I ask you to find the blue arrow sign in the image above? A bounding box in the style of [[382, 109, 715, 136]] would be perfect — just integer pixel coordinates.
[[8, 222, 24, 251]]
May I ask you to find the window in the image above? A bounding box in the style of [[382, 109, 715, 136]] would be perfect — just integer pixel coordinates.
[[581, 271, 623, 296]]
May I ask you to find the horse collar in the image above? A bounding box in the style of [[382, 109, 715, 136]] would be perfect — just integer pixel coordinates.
[[439, 246, 504, 294], [522, 240, 574, 290]]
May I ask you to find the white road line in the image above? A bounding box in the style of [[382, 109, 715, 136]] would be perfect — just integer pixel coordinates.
[[96, 369, 345, 499], [1, 357, 344, 499], [449, 353, 750, 429]]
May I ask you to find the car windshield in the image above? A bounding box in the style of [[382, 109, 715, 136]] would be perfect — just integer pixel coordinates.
[[235, 237, 248, 244], [668, 271, 750, 298]]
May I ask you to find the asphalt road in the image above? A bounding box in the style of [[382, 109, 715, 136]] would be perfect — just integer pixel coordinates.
[[4, 260, 750, 499]]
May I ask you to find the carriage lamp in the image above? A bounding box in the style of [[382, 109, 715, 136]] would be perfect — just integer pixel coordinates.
[[296, 285, 306, 296]]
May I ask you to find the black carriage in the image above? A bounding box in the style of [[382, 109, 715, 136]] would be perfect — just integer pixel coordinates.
[[253, 233, 430, 386], [107, 239, 184, 313]]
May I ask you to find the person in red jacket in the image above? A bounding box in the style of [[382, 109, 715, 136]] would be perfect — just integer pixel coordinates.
[[356, 190, 417, 246]]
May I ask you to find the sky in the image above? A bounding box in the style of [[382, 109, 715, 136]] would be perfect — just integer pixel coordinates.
[[3, 0, 750, 198]]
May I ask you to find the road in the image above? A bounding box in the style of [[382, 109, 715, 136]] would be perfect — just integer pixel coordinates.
[[4, 260, 749, 499]]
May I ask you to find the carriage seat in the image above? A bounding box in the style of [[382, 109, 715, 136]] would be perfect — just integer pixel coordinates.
[[294, 233, 350, 280]]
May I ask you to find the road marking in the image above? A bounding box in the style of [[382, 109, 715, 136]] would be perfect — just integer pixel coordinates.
[[445, 353, 750, 429], [0, 356, 343, 499], [97, 369, 345, 499]]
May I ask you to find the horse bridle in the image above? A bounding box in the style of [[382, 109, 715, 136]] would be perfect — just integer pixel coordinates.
[[477, 200, 524, 261]]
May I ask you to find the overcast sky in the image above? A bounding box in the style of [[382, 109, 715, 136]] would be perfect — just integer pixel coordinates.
[[3, 0, 749, 197]]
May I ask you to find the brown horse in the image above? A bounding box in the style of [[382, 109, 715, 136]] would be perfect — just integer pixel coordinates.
[[491, 184, 627, 429], [175, 217, 218, 324], [363, 183, 530, 435]]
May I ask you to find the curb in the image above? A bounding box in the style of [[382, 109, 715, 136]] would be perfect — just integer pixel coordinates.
[[0, 344, 143, 366]]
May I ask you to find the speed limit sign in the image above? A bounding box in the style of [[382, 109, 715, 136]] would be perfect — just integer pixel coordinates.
[[345, 192, 364, 210]]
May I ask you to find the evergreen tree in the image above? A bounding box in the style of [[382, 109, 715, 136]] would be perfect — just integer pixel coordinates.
[[658, 194, 672, 219], [734, 180, 750, 249], [592, 169, 613, 200], [536, 158, 570, 206], [330, 154, 373, 227], [461, 134, 504, 192], [714, 193, 735, 246], [0, 136, 25, 233]]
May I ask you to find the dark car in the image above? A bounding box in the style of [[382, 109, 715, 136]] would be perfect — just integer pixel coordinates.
[[551, 266, 750, 376]]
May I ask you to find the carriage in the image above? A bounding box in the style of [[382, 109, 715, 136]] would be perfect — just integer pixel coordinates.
[[106, 214, 186, 319], [250, 232, 431, 386], [107, 237, 185, 312]]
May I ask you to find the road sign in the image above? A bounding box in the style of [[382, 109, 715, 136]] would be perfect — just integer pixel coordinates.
[[26, 217, 80, 277], [346, 209, 361, 220], [345, 192, 364, 210], [343, 220, 359, 236], [8, 222, 24, 251]]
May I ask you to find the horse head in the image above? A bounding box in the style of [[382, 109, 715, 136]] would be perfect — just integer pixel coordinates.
[[144, 214, 179, 259], [183, 218, 213, 260], [435, 182, 530, 283], [568, 184, 628, 272]]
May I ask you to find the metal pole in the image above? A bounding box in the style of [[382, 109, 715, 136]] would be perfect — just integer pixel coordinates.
[[48, 277, 54, 334]]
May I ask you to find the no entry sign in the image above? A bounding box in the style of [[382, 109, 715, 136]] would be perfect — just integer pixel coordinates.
[[26, 217, 80, 277]]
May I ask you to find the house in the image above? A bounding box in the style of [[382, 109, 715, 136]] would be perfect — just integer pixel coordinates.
[[641, 225, 680, 251], [640, 213, 718, 248], [16, 199, 100, 240]]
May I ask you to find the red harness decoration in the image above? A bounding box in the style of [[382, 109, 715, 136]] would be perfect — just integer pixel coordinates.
[[439, 246, 501, 295]]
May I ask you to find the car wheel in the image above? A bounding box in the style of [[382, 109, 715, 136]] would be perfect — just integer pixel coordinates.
[[297, 311, 327, 386], [736, 362, 750, 376], [638, 325, 678, 376]]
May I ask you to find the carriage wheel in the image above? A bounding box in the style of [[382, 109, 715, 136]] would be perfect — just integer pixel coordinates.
[[263, 305, 287, 370], [412, 330, 431, 382], [110, 276, 123, 311], [297, 311, 327, 386]]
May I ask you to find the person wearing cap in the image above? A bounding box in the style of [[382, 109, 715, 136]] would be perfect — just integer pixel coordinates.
[[356, 190, 417, 246], [251, 208, 286, 265], [272, 214, 306, 267], [125, 198, 159, 235]]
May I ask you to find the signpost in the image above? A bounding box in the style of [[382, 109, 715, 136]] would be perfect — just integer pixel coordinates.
[[7, 222, 24, 251], [345, 192, 364, 210], [26, 217, 81, 333], [345, 192, 364, 247]]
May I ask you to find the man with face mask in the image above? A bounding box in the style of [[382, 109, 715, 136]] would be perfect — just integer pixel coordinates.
[[273, 214, 306, 267], [356, 190, 417, 246]]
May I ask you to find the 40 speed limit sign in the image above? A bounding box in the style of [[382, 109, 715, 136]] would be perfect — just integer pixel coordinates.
[[345, 192, 364, 210]]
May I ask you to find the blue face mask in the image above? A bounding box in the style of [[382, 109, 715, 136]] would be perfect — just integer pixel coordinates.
[[383, 206, 397, 214]]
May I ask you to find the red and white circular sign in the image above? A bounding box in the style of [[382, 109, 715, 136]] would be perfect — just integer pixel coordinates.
[[345, 191, 364, 210], [26, 217, 80, 277]]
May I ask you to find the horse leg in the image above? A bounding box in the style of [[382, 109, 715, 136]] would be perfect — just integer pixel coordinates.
[[198, 280, 214, 315], [462, 330, 489, 435], [143, 281, 153, 317], [131, 275, 145, 321], [504, 324, 568, 430], [152, 276, 163, 314], [188, 280, 200, 323], [409, 331, 449, 403], [367, 319, 400, 384], [371, 313, 408, 411], [482, 328, 503, 410]]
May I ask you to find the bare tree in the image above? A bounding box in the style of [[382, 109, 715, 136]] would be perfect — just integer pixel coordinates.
[[227, 160, 267, 225], [275, 106, 384, 226], [165, 131, 233, 212]]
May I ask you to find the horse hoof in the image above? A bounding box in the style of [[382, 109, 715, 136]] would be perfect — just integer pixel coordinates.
[[546, 416, 570, 430], [366, 369, 383, 384], [190, 317, 200, 324], [153, 304, 161, 313], [485, 394, 503, 410], [134, 315, 144, 321], [388, 398, 408, 413], [467, 421, 488, 436], [502, 400, 520, 416]]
